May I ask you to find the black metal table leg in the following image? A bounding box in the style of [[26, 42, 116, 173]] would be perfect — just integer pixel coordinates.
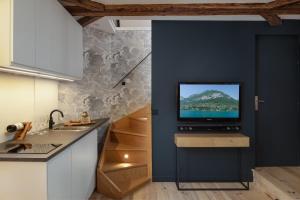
[[238, 148, 250, 190], [175, 147, 250, 191], [176, 146, 180, 190]]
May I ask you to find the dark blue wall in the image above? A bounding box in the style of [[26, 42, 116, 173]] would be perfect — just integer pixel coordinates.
[[152, 20, 300, 182]]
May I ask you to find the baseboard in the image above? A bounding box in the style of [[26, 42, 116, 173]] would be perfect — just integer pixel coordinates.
[[152, 176, 254, 182], [152, 176, 176, 182]]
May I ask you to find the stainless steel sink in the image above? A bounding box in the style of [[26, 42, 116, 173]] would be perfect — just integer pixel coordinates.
[[52, 126, 90, 131]]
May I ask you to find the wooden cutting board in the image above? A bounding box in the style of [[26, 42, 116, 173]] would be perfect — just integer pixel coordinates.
[[64, 120, 96, 126]]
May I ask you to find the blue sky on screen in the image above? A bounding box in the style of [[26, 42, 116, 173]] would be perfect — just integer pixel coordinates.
[[180, 84, 239, 100]]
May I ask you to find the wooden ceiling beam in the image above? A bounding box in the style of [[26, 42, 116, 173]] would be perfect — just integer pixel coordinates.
[[77, 16, 103, 26], [64, 6, 89, 14], [67, 4, 300, 16], [78, 0, 105, 11], [261, 14, 282, 26], [60, 0, 300, 27], [84, 3, 267, 15], [266, 0, 300, 9], [60, 0, 104, 11]]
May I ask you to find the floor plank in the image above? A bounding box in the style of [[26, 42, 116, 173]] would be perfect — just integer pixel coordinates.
[[90, 182, 272, 200], [254, 166, 300, 200], [92, 166, 300, 199]]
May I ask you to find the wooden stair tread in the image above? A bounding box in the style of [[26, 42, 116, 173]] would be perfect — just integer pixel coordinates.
[[129, 116, 148, 121], [112, 128, 146, 137], [106, 143, 147, 151], [103, 162, 147, 173], [97, 104, 151, 199]]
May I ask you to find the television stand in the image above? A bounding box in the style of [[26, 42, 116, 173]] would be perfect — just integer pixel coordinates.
[[174, 132, 250, 191]]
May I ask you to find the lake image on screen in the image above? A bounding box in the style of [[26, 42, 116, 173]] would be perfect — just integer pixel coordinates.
[[180, 84, 239, 118]]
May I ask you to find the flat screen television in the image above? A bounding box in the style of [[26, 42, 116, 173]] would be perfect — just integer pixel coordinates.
[[177, 82, 241, 122]]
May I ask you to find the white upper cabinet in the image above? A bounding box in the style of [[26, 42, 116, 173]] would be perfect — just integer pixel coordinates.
[[0, 0, 83, 80], [66, 14, 84, 78], [36, 0, 52, 71], [49, 0, 68, 75], [13, 0, 36, 68]]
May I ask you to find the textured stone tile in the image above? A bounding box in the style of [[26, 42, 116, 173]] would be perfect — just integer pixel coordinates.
[[58, 26, 151, 121]]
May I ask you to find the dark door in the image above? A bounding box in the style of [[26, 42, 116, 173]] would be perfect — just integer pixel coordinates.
[[256, 35, 300, 166]]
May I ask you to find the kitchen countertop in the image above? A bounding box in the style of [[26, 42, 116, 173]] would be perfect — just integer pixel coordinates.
[[0, 118, 109, 162]]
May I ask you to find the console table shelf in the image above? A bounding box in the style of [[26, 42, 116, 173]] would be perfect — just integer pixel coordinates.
[[175, 133, 250, 148], [174, 132, 250, 191]]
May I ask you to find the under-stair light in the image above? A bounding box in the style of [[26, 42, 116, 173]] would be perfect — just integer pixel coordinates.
[[124, 154, 129, 160], [121, 163, 131, 168]]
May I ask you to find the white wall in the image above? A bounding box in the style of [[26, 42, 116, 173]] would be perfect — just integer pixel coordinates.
[[0, 73, 58, 143]]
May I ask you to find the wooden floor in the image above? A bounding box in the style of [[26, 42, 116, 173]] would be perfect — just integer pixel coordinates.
[[253, 166, 300, 200], [91, 167, 300, 200], [90, 182, 271, 200]]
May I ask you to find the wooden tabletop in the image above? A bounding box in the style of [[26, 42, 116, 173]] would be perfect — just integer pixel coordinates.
[[175, 133, 250, 148]]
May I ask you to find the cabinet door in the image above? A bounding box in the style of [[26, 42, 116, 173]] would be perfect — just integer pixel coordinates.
[[71, 130, 98, 200], [48, 148, 72, 200], [35, 0, 51, 71], [48, 0, 67, 74], [66, 15, 83, 79], [12, 0, 36, 67]]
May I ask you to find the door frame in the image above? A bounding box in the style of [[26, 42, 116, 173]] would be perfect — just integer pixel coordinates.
[[254, 34, 300, 167]]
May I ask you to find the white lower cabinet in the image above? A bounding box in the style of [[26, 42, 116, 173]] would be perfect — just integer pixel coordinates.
[[71, 130, 98, 200], [48, 130, 98, 200], [47, 148, 72, 200], [0, 130, 98, 200]]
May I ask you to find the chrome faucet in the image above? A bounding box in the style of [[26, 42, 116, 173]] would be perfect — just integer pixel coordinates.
[[49, 109, 64, 129]]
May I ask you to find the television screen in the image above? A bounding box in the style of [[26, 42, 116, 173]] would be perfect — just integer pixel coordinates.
[[178, 83, 240, 121]]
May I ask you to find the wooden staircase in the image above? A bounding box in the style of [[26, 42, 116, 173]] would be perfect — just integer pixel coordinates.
[[97, 104, 152, 199]]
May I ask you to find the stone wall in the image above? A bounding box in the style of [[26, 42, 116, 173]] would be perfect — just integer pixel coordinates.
[[58, 26, 151, 121]]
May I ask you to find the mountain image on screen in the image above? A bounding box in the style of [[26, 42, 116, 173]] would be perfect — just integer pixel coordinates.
[[180, 90, 239, 118]]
